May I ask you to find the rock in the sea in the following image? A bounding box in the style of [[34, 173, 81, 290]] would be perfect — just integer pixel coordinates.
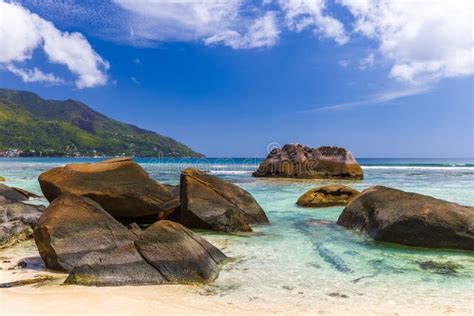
[[135, 220, 228, 283], [38, 157, 179, 222], [0, 184, 44, 248], [34, 194, 136, 271], [297, 185, 360, 207], [337, 186, 474, 250], [0, 184, 28, 203], [66, 220, 227, 286], [180, 168, 269, 233], [253, 144, 363, 179], [0, 176, 6, 182]]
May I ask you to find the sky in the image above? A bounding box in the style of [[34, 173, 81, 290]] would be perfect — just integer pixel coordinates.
[[0, 0, 473, 158]]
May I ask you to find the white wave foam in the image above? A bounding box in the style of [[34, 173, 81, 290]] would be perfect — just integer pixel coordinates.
[[363, 166, 474, 171], [209, 170, 252, 175]]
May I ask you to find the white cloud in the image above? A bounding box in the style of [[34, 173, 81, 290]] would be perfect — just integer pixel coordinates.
[[5, 64, 65, 84], [340, 0, 474, 84], [359, 53, 374, 70], [338, 59, 350, 68], [0, 1, 109, 88], [204, 12, 279, 49], [279, 0, 349, 44], [113, 0, 280, 49], [114, 0, 242, 41], [9, 0, 474, 89], [301, 86, 432, 112]]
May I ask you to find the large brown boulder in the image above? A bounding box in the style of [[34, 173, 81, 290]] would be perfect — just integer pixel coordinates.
[[337, 186, 474, 251], [65, 243, 167, 286], [34, 194, 136, 271], [135, 220, 227, 283], [180, 168, 269, 233], [297, 185, 360, 207], [253, 144, 363, 179], [65, 220, 227, 286], [38, 157, 178, 222]]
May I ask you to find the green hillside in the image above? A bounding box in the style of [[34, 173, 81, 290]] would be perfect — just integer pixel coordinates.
[[0, 89, 203, 157]]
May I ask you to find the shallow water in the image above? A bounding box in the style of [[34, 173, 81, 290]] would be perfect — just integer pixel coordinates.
[[1, 157, 473, 312]]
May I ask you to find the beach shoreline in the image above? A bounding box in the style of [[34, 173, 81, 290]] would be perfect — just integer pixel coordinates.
[[1, 240, 472, 316]]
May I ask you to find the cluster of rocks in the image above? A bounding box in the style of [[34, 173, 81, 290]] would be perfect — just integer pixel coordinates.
[[0, 184, 44, 248], [35, 194, 227, 286], [2, 143, 473, 290], [253, 144, 363, 179], [39, 158, 269, 233], [31, 157, 269, 285], [280, 143, 473, 251], [296, 183, 473, 251]]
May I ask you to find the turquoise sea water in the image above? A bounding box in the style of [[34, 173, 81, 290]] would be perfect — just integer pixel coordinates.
[[1, 157, 473, 311]]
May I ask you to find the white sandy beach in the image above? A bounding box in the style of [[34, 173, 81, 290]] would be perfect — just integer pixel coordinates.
[[1, 239, 472, 316]]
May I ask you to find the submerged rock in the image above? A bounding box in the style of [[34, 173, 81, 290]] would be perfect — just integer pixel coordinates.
[[297, 184, 360, 207], [38, 157, 178, 223], [66, 220, 227, 286], [253, 144, 363, 179], [337, 186, 474, 251], [180, 168, 269, 233], [34, 194, 136, 271], [418, 260, 462, 275]]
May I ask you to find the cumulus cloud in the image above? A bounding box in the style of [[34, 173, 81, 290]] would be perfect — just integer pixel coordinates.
[[340, 0, 474, 84], [279, 0, 349, 44], [10, 0, 474, 90], [5, 64, 65, 84], [0, 1, 109, 88]]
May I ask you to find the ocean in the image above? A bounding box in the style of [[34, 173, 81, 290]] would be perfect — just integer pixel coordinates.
[[1, 157, 473, 312]]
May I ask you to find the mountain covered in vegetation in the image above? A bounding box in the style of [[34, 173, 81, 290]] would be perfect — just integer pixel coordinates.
[[0, 89, 202, 157]]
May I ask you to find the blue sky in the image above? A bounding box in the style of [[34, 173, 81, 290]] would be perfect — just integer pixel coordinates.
[[0, 0, 473, 158]]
